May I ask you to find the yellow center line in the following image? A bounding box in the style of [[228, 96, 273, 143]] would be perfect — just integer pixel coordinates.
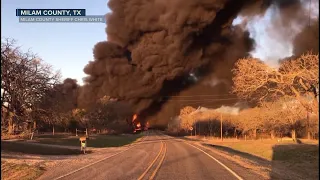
[[137, 141, 164, 180], [149, 142, 167, 180]]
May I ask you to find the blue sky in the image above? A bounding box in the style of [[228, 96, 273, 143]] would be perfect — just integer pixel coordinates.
[[2, 0, 110, 84]]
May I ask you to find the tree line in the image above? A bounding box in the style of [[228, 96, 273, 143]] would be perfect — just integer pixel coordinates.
[[1, 38, 133, 137], [1, 38, 318, 138], [174, 53, 319, 140]]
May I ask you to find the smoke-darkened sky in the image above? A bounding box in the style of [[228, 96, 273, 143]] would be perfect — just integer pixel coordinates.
[[233, 0, 319, 67], [78, 0, 318, 126], [1, 0, 318, 128], [3, 0, 317, 85]]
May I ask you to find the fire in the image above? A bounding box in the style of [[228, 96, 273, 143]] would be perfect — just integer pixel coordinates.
[[131, 114, 147, 132], [144, 121, 149, 130], [132, 114, 138, 122]]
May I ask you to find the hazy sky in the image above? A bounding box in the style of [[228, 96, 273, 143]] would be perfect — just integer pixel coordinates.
[[2, 0, 110, 85]]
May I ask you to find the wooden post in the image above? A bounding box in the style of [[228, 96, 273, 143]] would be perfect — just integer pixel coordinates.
[[76, 128, 78, 136], [86, 128, 88, 136], [271, 130, 275, 139], [307, 112, 311, 139], [291, 129, 296, 140], [8, 112, 13, 135], [220, 113, 223, 141], [52, 125, 55, 136], [33, 121, 37, 130], [30, 132, 34, 140]]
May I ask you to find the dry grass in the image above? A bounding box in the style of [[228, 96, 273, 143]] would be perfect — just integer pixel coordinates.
[[1, 141, 81, 155], [205, 138, 318, 161], [1, 160, 44, 180], [34, 134, 142, 148], [187, 136, 319, 179], [208, 139, 277, 160]]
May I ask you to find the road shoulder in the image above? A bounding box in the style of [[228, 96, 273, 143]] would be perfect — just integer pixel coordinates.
[[180, 137, 318, 180]]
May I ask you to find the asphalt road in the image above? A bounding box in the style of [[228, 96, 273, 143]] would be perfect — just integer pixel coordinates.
[[45, 131, 264, 180]]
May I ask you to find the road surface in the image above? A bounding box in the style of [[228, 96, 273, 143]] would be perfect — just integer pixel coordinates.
[[40, 131, 264, 180]]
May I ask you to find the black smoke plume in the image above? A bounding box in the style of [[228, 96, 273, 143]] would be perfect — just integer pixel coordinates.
[[293, 19, 319, 56], [79, 0, 318, 127]]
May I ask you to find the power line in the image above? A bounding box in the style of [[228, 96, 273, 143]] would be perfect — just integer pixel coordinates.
[[309, 0, 311, 27], [161, 97, 239, 102], [178, 101, 238, 106], [176, 98, 248, 107], [162, 93, 236, 98]]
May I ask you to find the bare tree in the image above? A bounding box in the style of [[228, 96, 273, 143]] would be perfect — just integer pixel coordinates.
[[179, 106, 197, 131], [1, 38, 61, 134], [232, 53, 318, 139], [261, 97, 308, 139], [233, 108, 264, 139], [232, 53, 319, 106], [34, 78, 79, 134]]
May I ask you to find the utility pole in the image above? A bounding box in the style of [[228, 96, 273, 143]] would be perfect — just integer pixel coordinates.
[[308, 0, 311, 27], [220, 113, 223, 141], [199, 121, 201, 136], [195, 120, 197, 136]]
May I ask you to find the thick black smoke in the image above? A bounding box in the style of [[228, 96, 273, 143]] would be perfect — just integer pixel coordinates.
[[79, 0, 316, 127], [293, 19, 319, 56]]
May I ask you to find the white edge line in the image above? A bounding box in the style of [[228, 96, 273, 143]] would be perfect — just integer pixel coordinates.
[[54, 145, 135, 180], [183, 140, 244, 180]]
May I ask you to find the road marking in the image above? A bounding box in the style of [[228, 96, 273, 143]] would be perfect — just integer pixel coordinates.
[[183, 141, 244, 180], [137, 141, 164, 180], [149, 142, 167, 180], [54, 145, 136, 180], [53, 133, 153, 180]]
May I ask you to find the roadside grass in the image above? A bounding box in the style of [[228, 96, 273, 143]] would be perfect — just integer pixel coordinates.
[[207, 139, 276, 160], [185, 136, 318, 160], [191, 137, 319, 179], [271, 143, 319, 179], [36, 134, 70, 139], [1, 160, 45, 180], [1, 141, 81, 155], [34, 134, 143, 148], [1, 133, 142, 155], [272, 143, 319, 162], [204, 138, 318, 161]]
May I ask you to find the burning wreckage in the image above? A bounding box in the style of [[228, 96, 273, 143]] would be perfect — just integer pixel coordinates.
[[127, 114, 149, 133], [78, 0, 319, 131]]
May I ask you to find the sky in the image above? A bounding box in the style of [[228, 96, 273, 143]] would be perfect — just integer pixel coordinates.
[[2, 0, 110, 85], [2, 0, 318, 85], [233, 0, 319, 68]]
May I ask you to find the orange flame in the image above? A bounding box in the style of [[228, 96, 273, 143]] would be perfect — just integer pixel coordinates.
[[136, 122, 141, 128], [132, 114, 138, 122]]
